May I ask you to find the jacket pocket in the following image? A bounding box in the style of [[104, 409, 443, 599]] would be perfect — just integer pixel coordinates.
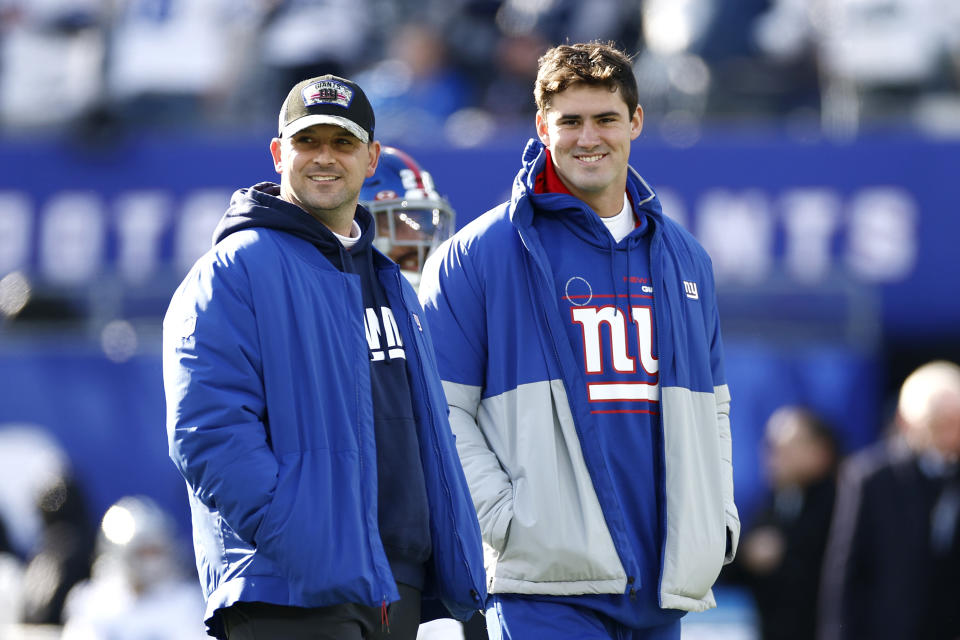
[[660, 387, 728, 600], [251, 449, 391, 605]]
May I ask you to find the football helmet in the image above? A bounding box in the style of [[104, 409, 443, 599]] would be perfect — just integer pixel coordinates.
[[94, 495, 179, 589], [360, 146, 456, 287]]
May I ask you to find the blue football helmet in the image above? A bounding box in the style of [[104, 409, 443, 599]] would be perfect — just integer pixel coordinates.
[[360, 146, 455, 286]]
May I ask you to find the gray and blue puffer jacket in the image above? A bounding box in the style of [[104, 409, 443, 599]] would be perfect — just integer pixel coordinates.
[[162, 183, 486, 637], [418, 140, 739, 613]]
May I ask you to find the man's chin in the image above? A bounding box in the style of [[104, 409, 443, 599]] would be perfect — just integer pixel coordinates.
[[566, 177, 610, 196]]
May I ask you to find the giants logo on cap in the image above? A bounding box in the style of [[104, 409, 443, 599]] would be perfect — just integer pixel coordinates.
[[302, 80, 353, 109]]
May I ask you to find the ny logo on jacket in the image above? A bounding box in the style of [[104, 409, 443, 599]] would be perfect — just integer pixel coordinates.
[[364, 306, 406, 361]]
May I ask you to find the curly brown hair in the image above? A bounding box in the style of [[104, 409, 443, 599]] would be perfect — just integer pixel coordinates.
[[534, 42, 638, 115]]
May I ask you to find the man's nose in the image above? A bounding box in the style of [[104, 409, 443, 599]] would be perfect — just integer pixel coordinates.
[[312, 144, 337, 164], [578, 121, 601, 147]]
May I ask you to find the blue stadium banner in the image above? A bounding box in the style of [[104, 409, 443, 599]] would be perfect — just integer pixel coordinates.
[[1, 133, 958, 336]]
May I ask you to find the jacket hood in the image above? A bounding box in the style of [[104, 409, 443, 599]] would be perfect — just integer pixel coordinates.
[[211, 182, 375, 258], [510, 139, 663, 249]]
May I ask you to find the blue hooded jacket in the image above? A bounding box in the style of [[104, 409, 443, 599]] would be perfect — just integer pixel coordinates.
[[162, 183, 486, 637], [419, 141, 738, 620]]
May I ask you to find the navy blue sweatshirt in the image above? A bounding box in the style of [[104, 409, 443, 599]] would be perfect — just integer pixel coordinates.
[[213, 182, 432, 589]]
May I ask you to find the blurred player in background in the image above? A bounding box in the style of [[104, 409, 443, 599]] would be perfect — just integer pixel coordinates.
[[360, 149, 487, 640], [61, 495, 208, 640], [360, 146, 456, 290]]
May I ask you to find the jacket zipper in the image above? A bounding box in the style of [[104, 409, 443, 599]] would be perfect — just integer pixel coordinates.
[[649, 221, 669, 604], [515, 223, 640, 584], [390, 266, 484, 608]]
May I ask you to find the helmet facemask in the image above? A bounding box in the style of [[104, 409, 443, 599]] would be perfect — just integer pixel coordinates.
[[361, 147, 456, 288]]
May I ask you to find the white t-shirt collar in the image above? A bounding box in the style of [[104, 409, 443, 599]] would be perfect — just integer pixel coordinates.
[[600, 193, 635, 243]]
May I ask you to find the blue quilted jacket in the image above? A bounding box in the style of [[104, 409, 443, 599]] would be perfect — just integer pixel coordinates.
[[162, 184, 486, 636]]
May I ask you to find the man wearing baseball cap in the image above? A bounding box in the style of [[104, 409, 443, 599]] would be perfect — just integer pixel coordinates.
[[162, 74, 486, 640]]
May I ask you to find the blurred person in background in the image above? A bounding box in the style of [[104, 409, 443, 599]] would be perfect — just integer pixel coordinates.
[[0, 425, 71, 562], [0, 425, 76, 626], [480, 0, 641, 124], [0, 0, 107, 133], [359, 145, 456, 289], [355, 21, 472, 146], [818, 360, 960, 640], [100, 0, 259, 132], [242, 0, 377, 124], [725, 406, 839, 640], [419, 41, 737, 640], [359, 147, 488, 640], [475, 31, 549, 132], [60, 495, 207, 640], [19, 466, 96, 625], [163, 74, 485, 639], [0, 535, 23, 628], [805, 0, 960, 136]]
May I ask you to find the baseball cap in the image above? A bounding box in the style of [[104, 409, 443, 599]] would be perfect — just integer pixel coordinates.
[[278, 75, 375, 143]]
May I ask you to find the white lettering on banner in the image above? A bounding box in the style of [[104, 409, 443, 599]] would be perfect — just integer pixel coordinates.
[[0, 192, 31, 273], [116, 191, 170, 284], [40, 192, 104, 285], [697, 189, 774, 284], [781, 189, 842, 282], [0, 185, 921, 292], [845, 188, 916, 281], [365, 307, 406, 362], [174, 190, 233, 275], [693, 185, 918, 285]]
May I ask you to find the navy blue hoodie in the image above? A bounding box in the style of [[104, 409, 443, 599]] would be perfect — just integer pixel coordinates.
[[213, 182, 432, 589]]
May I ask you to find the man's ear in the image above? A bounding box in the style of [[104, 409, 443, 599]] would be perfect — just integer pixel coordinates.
[[270, 138, 283, 174], [630, 105, 644, 140], [536, 111, 550, 146], [366, 140, 382, 178]]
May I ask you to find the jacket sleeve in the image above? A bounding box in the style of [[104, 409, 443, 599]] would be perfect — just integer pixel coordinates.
[[420, 239, 515, 551], [162, 252, 278, 545], [706, 261, 739, 563]]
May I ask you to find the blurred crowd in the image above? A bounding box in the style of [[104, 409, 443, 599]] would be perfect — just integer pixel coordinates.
[[2, 358, 959, 639], [3, 0, 960, 148], [723, 360, 960, 640], [0, 426, 207, 638], [2, 2, 960, 639]]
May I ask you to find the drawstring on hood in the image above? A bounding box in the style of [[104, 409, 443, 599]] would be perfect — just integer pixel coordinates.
[[522, 140, 657, 309]]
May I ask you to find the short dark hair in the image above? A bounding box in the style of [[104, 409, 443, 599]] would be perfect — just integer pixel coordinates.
[[534, 42, 638, 115]]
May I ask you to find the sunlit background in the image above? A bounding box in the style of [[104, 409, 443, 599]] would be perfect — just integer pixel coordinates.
[[2, 0, 960, 638]]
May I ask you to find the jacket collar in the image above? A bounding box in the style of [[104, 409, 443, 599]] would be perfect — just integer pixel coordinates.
[[508, 139, 662, 246]]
